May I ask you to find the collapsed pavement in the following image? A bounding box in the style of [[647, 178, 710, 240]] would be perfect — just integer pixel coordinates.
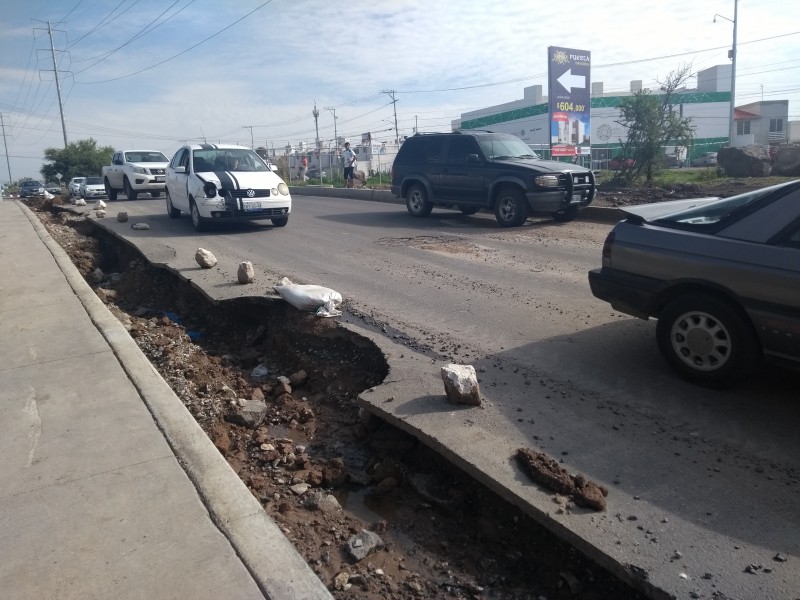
[[29, 197, 644, 600]]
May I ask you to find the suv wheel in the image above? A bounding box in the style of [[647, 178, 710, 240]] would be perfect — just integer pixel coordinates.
[[656, 293, 760, 387], [406, 184, 433, 217], [494, 187, 528, 227]]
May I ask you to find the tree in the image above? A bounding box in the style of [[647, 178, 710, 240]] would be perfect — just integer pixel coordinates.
[[614, 65, 695, 183], [41, 138, 115, 184]]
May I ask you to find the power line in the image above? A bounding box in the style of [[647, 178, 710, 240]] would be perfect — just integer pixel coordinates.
[[76, 1, 274, 84]]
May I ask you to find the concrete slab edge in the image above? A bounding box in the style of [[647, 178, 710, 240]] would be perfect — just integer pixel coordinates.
[[16, 201, 333, 600], [340, 320, 672, 600]]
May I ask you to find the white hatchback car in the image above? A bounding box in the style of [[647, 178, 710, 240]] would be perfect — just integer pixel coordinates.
[[68, 177, 86, 197], [165, 144, 291, 231]]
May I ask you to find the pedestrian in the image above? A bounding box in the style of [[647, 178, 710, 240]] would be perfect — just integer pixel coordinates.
[[342, 142, 357, 188], [299, 155, 308, 181]]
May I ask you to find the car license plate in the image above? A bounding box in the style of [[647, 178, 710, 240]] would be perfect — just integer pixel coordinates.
[[243, 201, 263, 211], [155, 176, 165, 182]]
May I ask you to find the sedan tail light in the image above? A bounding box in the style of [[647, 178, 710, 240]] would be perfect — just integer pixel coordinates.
[[601, 231, 615, 266]]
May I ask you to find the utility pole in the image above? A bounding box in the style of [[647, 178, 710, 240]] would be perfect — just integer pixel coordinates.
[[34, 21, 68, 147], [1, 113, 12, 185], [323, 106, 338, 148], [381, 90, 399, 143], [312, 102, 320, 150], [415, 115, 418, 134], [242, 125, 254, 148]]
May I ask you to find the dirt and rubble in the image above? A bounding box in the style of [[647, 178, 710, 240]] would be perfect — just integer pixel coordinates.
[[25, 195, 653, 600], [19, 177, 786, 598]]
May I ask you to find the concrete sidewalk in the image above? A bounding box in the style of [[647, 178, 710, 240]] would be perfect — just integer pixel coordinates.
[[0, 199, 332, 600]]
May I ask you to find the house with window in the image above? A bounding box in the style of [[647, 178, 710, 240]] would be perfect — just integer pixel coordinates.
[[734, 100, 788, 148]]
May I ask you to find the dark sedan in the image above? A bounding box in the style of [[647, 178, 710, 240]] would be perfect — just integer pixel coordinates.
[[589, 180, 800, 386]]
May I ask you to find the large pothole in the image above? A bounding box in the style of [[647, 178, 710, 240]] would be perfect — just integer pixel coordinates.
[[29, 197, 644, 600]]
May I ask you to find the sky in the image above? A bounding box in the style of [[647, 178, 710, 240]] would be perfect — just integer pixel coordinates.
[[1, 0, 798, 184]]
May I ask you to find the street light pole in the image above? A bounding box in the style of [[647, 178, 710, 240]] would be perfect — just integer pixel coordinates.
[[714, 0, 738, 146], [323, 107, 338, 147], [242, 125, 254, 148]]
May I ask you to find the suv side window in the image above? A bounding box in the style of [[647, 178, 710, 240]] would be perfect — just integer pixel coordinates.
[[399, 136, 443, 165], [446, 136, 481, 164]]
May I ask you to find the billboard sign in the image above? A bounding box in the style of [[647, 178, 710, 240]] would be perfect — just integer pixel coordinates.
[[548, 46, 591, 157]]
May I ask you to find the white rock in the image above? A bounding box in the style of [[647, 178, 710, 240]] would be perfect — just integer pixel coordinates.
[[195, 247, 217, 268], [131, 222, 150, 230], [237, 261, 255, 284], [94, 200, 106, 209], [74, 198, 87, 206], [95, 209, 106, 218], [441, 363, 482, 405]]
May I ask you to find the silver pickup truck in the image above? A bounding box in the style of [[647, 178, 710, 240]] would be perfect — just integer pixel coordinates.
[[102, 150, 170, 200]]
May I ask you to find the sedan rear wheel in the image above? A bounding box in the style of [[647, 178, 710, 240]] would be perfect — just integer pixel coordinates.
[[656, 293, 760, 387], [494, 187, 528, 227]]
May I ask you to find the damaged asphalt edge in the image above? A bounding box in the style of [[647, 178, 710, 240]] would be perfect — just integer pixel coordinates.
[[343, 321, 673, 600], [17, 202, 333, 600]]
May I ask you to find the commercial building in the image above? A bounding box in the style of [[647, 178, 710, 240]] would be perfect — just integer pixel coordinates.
[[452, 65, 792, 167]]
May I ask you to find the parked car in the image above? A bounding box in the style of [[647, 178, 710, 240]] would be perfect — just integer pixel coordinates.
[[588, 180, 800, 386], [165, 144, 291, 231], [391, 131, 596, 226], [691, 152, 718, 167], [79, 176, 107, 199], [609, 157, 636, 170], [45, 182, 62, 194], [68, 177, 86, 196], [19, 180, 45, 198]]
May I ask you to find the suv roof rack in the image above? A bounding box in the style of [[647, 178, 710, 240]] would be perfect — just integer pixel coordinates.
[[454, 129, 495, 134]]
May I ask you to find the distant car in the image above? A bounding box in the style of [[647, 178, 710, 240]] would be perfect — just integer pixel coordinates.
[[19, 180, 45, 198], [306, 167, 326, 180], [165, 144, 292, 231], [588, 180, 800, 386], [79, 177, 107, 199], [609, 158, 636, 170], [691, 152, 718, 167], [45, 182, 62, 194], [68, 177, 86, 196]]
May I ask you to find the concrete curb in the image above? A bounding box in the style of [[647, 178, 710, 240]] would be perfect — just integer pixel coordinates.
[[17, 202, 333, 600], [289, 185, 623, 223]]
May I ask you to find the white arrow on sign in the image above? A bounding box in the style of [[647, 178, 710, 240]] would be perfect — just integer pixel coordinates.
[[557, 69, 586, 93]]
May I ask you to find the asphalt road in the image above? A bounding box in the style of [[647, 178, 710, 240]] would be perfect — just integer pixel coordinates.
[[85, 193, 800, 599]]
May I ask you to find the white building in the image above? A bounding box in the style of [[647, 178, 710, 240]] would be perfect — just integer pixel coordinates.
[[452, 65, 791, 166]]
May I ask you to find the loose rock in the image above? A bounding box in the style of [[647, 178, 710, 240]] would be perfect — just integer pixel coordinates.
[[346, 530, 384, 562], [117, 212, 129, 222], [195, 248, 217, 268], [516, 448, 608, 511], [441, 363, 481, 405], [131, 222, 150, 230], [237, 261, 255, 284]]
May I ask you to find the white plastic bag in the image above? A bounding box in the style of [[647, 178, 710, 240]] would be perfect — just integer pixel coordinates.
[[273, 277, 342, 317]]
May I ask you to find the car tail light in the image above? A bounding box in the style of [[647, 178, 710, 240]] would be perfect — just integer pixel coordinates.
[[601, 231, 615, 266]]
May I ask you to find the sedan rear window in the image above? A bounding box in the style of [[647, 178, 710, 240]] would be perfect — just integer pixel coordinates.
[[655, 181, 796, 227]]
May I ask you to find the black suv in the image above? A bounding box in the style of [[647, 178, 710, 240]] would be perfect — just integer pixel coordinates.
[[390, 131, 596, 227]]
